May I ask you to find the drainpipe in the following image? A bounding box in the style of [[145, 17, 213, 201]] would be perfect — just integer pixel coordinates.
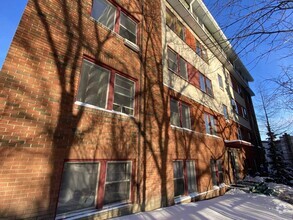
[[137, 0, 144, 211]]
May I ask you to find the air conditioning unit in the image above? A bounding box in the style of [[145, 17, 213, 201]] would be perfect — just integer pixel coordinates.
[[124, 39, 140, 53]]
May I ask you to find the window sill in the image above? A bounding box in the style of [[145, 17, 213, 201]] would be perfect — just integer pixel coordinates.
[[75, 101, 134, 118], [168, 68, 189, 82], [174, 195, 192, 204], [124, 39, 140, 53], [90, 17, 139, 53], [55, 203, 130, 220], [204, 133, 221, 139], [171, 125, 193, 133]]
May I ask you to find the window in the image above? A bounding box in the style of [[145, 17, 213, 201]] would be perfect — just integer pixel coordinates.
[[57, 163, 99, 215], [167, 48, 188, 80], [199, 73, 213, 97], [173, 160, 197, 197], [223, 104, 228, 119], [173, 161, 184, 197], [231, 99, 238, 114], [210, 159, 224, 186], [170, 98, 191, 129], [204, 113, 217, 135], [113, 75, 135, 115], [195, 40, 208, 63], [57, 161, 132, 216], [242, 107, 248, 119], [92, 0, 138, 44], [166, 8, 185, 41], [119, 12, 137, 44], [77, 59, 135, 116], [92, 0, 116, 30], [238, 127, 243, 140], [237, 85, 243, 97], [104, 161, 131, 205], [218, 74, 223, 89]]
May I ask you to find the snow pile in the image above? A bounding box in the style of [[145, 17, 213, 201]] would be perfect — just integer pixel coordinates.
[[226, 188, 247, 195], [242, 175, 293, 204], [267, 182, 293, 204], [244, 175, 264, 183]]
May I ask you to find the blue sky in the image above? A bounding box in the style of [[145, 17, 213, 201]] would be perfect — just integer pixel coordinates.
[[0, 0, 291, 139], [0, 0, 28, 69]]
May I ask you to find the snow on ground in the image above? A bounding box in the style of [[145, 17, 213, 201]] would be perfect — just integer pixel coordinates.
[[115, 188, 293, 220]]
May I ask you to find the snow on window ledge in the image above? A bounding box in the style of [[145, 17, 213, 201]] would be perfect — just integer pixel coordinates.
[[174, 195, 191, 204]]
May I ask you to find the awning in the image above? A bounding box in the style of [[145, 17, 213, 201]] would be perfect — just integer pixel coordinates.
[[224, 140, 253, 148]]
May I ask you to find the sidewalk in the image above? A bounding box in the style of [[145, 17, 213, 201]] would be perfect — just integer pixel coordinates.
[[114, 189, 293, 220]]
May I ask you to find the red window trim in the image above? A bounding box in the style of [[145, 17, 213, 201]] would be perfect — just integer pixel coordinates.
[[90, 0, 140, 44], [57, 159, 136, 214], [77, 55, 138, 116]]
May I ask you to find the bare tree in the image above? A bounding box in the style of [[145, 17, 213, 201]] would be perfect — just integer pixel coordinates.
[[269, 65, 293, 111], [205, 0, 293, 59]]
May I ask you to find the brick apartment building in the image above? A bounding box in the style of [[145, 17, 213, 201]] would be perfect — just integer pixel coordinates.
[[0, 0, 263, 219]]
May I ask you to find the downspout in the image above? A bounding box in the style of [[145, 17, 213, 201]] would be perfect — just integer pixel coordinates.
[[137, 0, 144, 211]]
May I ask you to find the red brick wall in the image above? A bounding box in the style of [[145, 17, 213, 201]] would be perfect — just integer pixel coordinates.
[[0, 0, 143, 218]]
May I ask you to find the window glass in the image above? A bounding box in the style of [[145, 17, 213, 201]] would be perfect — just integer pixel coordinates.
[[113, 75, 135, 115], [181, 103, 191, 129], [217, 160, 224, 183], [173, 161, 184, 197], [168, 48, 178, 73], [179, 57, 188, 79], [92, 0, 116, 30], [57, 163, 99, 215], [77, 60, 110, 108], [175, 20, 185, 40], [210, 159, 218, 186], [119, 13, 137, 43], [166, 8, 175, 30], [199, 73, 206, 92], [196, 41, 201, 57], [218, 74, 223, 89], [186, 161, 197, 193], [104, 162, 131, 205], [223, 104, 228, 119], [170, 99, 180, 127], [210, 115, 216, 135], [204, 113, 210, 134], [206, 78, 213, 96]]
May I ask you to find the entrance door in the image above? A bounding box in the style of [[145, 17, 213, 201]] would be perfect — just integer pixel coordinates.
[[229, 149, 240, 183]]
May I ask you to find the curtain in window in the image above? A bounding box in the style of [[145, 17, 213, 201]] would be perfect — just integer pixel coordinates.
[[57, 163, 99, 214], [77, 60, 110, 108]]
